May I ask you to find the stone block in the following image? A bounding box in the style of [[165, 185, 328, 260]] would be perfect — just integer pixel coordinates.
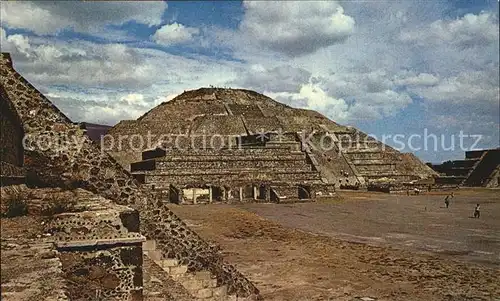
[[194, 270, 213, 281], [147, 249, 162, 261], [203, 278, 218, 288], [46, 198, 143, 243], [143, 239, 156, 251], [212, 285, 227, 298], [161, 258, 179, 267], [168, 265, 188, 275], [59, 245, 143, 300], [194, 288, 213, 299], [181, 278, 204, 291]]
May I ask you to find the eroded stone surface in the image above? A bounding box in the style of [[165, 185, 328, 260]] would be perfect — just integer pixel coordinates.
[[0, 82, 25, 186], [0, 52, 260, 299], [1, 215, 68, 301], [105, 87, 436, 186]]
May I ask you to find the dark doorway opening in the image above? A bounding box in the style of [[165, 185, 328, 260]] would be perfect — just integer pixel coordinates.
[[298, 185, 311, 200], [169, 185, 181, 204], [258, 184, 267, 200], [212, 186, 224, 202]]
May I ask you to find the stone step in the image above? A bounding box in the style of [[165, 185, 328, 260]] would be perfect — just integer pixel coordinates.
[[139, 171, 322, 186], [141, 167, 314, 176], [344, 149, 393, 155], [350, 159, 397, 165], [143, 239, 156, 251], [165, 266, 231, 300], [210, 285, 229, 300], [143, 240, 243, 301], [142, 253, 194, 301], [160, 263, 189, 276], [180, 277, 216, 291], [193, 271, 213, 281], [146, 249, 163, 261], [151, 160, 311, 170], [153, 258, 180, 268], [162, 154, 306, 161], [141, 146, 304, 160]]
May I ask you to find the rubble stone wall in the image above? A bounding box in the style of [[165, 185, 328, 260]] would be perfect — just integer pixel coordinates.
[[0, 53, 260, 298], [59, 246, 143, 301], [0, 85, 23, 167]]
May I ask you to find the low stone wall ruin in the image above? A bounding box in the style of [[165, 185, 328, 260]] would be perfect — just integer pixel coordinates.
[[0, 52, 261, 299]]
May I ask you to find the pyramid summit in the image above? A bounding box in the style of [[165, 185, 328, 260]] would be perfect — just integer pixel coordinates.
[[2, 51, 498, 300], [104, 87, 437, 201], [0, 52, 261, 299], [125, 87, 348, 135]]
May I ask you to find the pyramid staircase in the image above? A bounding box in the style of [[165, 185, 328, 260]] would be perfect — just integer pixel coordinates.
[[335, 131, 421, 183], [131, 138, 323, 202], [430, 148, 500, 187], [461, 149, 500, 187], [143, 239, 245, 301]]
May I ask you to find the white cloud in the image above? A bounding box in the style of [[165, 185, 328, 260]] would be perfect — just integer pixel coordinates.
[[267, 82, 350, 122], [400, 12, 499, 47], [153, 23, 200, 45], [3, 31, 241, 125], [4, 33, 238, 91], [240, 1, 355, 56], [153, 93, 178, 106], [231, 64, 311, 93], [6, 35, 32, 56], [0, 1, 167, 35], [1, 2, 498, 157], [395, 73, 440, 87], [0, 27, 33, 57], [409, 69, 499, 105], [43, 90, 156, 126], [120, 93, 148, 107], [299, 82, 347, 112], [355, 90, 412, 117]]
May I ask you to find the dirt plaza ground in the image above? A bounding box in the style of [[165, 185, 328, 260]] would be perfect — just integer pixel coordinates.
[[168, 188, 500, 301]]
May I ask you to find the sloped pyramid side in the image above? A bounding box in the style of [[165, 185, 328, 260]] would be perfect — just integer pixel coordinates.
[[0, 52, 261, 299], [107, 88, 437, 184]]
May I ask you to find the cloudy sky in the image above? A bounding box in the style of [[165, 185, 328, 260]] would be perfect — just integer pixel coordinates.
[[1, 1, 498, 162]]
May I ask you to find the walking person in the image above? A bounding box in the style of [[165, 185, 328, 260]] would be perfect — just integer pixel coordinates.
[[444, 192, 454, 208], [474, 204, 480, 218]]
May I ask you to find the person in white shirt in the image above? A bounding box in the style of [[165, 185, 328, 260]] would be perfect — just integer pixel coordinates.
[[474, 204, 480, 218]]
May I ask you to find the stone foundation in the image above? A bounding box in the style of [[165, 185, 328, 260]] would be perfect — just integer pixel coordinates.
[[0, 52, 261, 299], [430, 148, 500, 187]]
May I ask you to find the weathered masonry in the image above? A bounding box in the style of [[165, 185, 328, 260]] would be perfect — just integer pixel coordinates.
[[106, 87, 437, 196], [0, 52, 261, 300], [131, 132, 326, 204], [430, 148, 500, 188], [0, 80, 25, 186]]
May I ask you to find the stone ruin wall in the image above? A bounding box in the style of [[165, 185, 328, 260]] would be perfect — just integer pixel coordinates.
[[430, 149, 500, 188], [0, 84, 25, 185], [486, 165, 500, 187], [1, 186, 145, 300], [0, 53, 260, 299], [42, 189, 144, 300]]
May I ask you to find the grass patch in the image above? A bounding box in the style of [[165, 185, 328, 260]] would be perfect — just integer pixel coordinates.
[[2, 190, 32, 217]]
